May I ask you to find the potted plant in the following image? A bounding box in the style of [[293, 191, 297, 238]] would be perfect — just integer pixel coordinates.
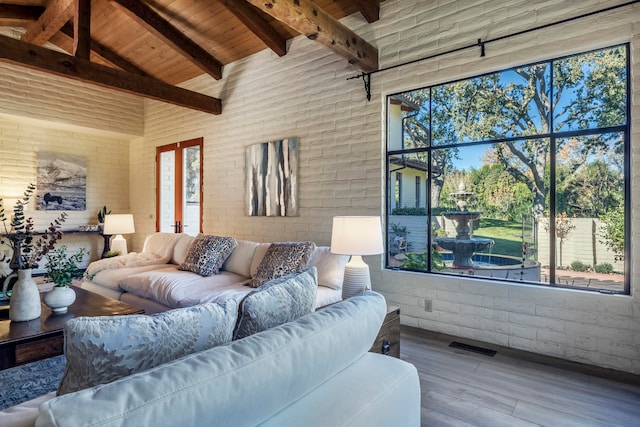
[[0, 184, 68, 321], [43, 246, 87, 313], [97, 206, 111, 225]]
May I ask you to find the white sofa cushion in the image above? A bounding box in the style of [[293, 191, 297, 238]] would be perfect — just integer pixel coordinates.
[[170, 234, 194, 265], [58, 300, 238, 395], [142, 232, 183, 259], [37, 292, 387, 427], [308, 246, 349, 290], [222, 239, 260, 277], [233, 267, 318, 340], [118, 266, 251, 308]]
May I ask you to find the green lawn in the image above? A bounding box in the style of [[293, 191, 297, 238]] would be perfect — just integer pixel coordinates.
[[473, 218, 523, 256]]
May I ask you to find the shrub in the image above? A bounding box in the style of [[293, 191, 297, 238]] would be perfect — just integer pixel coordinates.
[[594, 263, 614, 274], [392, 207, 427, 216], [570, 260, 590, 272]]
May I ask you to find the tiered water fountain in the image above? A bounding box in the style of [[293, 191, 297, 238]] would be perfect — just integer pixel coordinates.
[[433, 182, 541, 281], [435, 182, 494, 268]]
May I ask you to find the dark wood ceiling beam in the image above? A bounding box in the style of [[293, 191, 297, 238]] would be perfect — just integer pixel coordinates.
[[355, 0, 380, 23], [219, 0, 287, 57], [21, 0, 74, 46], [245, 0, 378, 72], [0, 4, 45, 25], [0, 34, 222, 115], [110, 0, 223, 80], [73, 0, 91, 59], [60, 23, 152, 78]]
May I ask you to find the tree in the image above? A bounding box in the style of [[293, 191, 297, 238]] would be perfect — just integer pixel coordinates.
[[599, 205, 624, 262], [434, 46, 626, 217]]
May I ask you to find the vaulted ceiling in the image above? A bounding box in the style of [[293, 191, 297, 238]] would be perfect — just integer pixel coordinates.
[[0, 0, 381, 114]]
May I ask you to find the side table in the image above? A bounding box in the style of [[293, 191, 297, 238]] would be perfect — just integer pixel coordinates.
[[370, 305, 400, 358]]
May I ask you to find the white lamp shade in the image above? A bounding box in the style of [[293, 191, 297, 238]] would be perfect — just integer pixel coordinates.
[[330, 216, 384, 256], [103, 214, 135, 235]]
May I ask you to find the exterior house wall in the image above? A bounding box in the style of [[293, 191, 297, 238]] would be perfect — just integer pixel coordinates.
[[133, 0, 640, 373]]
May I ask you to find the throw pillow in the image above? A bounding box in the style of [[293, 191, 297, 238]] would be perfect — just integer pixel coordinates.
[[234, 267, 318, 340], [179, 234, 238, 276], [251, 241, 315, 287], [58, 300, 238, 395]]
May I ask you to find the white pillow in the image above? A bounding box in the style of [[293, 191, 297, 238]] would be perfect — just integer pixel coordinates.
[[223, 240, 259, 277], [172, 234, 195, 265], [307, 246, 349, 290], [142, 233, 182, 260]]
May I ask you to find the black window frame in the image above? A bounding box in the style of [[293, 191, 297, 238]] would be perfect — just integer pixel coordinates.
[[385, 44, 631, 295]]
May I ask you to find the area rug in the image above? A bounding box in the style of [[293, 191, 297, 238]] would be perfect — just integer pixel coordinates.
[[0, 355, 65, 411]]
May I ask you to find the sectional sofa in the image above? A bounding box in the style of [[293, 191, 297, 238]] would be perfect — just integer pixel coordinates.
[[81, 232, 350, 314], [0, 291, 421, 427]]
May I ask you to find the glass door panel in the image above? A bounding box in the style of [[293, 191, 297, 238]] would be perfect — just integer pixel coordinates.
[[156, 139, 203, 235]]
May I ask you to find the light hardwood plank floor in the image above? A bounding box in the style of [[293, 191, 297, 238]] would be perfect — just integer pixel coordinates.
[[400, 326, 640, 427]]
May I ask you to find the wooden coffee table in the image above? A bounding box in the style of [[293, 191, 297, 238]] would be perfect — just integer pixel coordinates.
[[0, 285, 143, 370]]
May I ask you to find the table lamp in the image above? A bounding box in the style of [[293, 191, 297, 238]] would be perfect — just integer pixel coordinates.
[[330, 216, 384, 299], [103, 214, 135, 255]]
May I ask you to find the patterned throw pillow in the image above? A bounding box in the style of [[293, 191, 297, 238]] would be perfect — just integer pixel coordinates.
[[251, 241, 315, 287], [234, 267, 318, 340], [58, 300, 238, 395], [179, 234, 238, 276]]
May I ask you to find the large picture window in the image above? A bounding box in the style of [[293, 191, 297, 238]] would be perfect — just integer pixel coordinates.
[[386, 45, 629, 294]]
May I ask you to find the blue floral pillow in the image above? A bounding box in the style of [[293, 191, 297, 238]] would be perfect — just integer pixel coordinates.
[[234, 267, 317, 340], [58, 300, 238, 395]]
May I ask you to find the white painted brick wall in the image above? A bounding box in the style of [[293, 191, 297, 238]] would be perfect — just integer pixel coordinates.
[[0, 115, 132, 268], [0, 62, 144, 136]]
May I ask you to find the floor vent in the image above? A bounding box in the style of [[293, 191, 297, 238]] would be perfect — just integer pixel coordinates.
[[449, 341, 497, 357]]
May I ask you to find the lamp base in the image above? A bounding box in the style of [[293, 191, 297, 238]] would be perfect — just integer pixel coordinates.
[[342, 255, 371, 299], [111, 235, 128, 256]]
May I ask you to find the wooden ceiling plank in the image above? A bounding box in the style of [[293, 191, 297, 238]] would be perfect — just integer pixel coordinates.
[[60, 23, 152, 78], [21, 0, 75, 46], [245, 0, 378, 72], [73, 0, 91, 59], [0, 4, 45, 25], [219, 0, 287, 57], [355, 0, 380, 23], [0, 34, 222, 115], [110, 0, 223, 80]]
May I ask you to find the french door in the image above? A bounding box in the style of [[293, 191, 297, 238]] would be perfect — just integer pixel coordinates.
[[156, 138, 203, 235]]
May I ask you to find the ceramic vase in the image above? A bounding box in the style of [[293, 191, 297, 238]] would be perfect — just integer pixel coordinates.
[[44, 286, 76, 314], [2, 269, 41, 322]]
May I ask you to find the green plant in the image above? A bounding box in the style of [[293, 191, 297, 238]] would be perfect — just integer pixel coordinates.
[[45, 245, 88, 287], [570, 260, 590, 272], [391, 207, 428, 216], [599, 205, 624, 262], [102, 250, 121, 258], [0, 184, 68, 269], [594, 263, 614, 274], [401, 248, 445, 272], [97, 206, 111, 223]]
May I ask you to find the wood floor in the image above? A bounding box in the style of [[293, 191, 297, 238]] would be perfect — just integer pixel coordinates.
[[400, 326, 640, 427]]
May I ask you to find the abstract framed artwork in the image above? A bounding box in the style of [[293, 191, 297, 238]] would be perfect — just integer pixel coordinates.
[[36, 152, 87, 211], [246, 137, 299, 217]]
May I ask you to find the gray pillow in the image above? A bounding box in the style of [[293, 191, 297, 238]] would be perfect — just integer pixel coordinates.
[[58, 300, 238, 395], [251, 241, 315, 287], [234, 267, 317, 340], [179, 234, 238, 276]]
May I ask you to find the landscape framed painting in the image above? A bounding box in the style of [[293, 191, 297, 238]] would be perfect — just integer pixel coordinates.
[[246, 137, 299, 217], [36, 152, 87, 211]]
